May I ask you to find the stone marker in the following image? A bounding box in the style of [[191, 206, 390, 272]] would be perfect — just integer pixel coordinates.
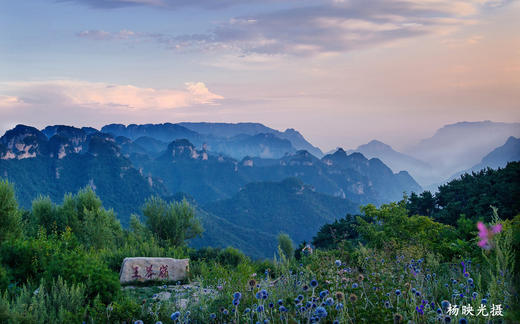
[[119, 257, 189, 284]]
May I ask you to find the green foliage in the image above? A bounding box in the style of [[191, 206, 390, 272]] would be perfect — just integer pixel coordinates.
[[357, 201, 458, 259], [277, 232, 294, 260], [27, 188, 124, 250], [406, 190, 435, 217], [407, 162, 520, 225], [190, 246, 247, 268], [0, 230, 120, 304], [0, 179, 21, 243], [143, 197, 203, 247], [312, 214, 360, 250], [481, 208, 516, 313], [0, 277, 86, 324], [59, 187, 124, 250]]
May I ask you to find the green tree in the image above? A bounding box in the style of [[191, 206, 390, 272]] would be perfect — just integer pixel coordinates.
[[142, 197, 203, 247], [0, 179, 21, 243], [277, 232, 294, 260], [312, 214, 360, 250], [30, 187, 124, 250], [357, 201, 457, 258]]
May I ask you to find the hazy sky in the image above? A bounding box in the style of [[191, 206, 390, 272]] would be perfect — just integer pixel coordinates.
[[1, 0, 519, 151]]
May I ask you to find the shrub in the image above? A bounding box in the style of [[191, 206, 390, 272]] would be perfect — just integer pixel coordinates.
[[0, 180, 21, 243], [0, 277, 86, 324], [142, 197, 203, 247]]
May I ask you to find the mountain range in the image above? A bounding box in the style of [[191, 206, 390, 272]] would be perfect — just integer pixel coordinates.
[[1, 120, 518, 257], [349, 121, 520, 188], [0, 123, 418, 258]]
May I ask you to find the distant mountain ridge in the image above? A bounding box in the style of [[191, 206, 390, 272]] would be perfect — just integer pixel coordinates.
[[178, 122, 323, 157], [449, 136, 520, 181], [350, 121, 520, 188], [405, 121, 520, 181], [101, 122, 321, 160], [349, 140, 433, 187]]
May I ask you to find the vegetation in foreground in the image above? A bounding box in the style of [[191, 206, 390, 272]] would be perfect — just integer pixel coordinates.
[[0, 163, 518, 323]]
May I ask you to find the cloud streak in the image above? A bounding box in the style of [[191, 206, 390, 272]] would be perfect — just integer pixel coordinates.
[[75, 0, 511, 56], [59, 0, 246, 9], [0, 80, 223, 110]]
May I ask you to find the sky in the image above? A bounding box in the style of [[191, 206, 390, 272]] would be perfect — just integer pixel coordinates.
[[1, 0, 519, 152]]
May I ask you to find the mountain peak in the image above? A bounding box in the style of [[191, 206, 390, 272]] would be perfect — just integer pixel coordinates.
[[358, 140, 393, 152]]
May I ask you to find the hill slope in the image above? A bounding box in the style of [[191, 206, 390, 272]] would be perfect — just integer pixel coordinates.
[[203, 178, 358, 258]]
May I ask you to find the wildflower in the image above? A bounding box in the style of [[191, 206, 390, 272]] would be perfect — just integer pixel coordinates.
[[315, 306, 327, 318], [481, 298, 487, 304], [319, 290, 329, 298], [134, 321, 144, 324], [467, 278, 473, 285], [303, 285, 309, 291], [257, 305, 264, 312], [437, 308, 442, 314], [333, 321, 340, 324], [222, 309, 229, 315], [156, 322, 163, 324], [233, 299, 240, 306], [269, 302, 274, 308], [297, 294, 304, 301], [393, 313, 403, 323], [349, 293, 358, 303], [335, 260, 342, 267], [477, 221, 502, 249], [416, 291, 421, 297], [325, 297, 334, 306], [248, 279, 257, 288], [385, 301, 390, 308], [310, 279, 318, 288], [444, 315, 451, 323], [441, 300, 450, 310], [352, 283, 358, 289], [472, 292, 478, 299], [335, 303, 344, 310], [244, 308, 250, 314], [335, 291, 344, 301], [279, 306, 288, 312], [459, 318, 468, 324], [395, 289, 401, 296], [217, 285, 223, 290], [171, 311, 181, 321], [233, 292, 242, 299], [302, 245, 313, 255], [358, 274, 364, 281]]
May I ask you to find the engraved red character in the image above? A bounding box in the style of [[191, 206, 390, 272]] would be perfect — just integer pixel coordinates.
[[132, 266, 141, 279], [159, 264, 169, 279], [145, 264, 154, 279]]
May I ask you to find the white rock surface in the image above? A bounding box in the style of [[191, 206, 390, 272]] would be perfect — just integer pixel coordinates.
[[119, 257, 189, 284]]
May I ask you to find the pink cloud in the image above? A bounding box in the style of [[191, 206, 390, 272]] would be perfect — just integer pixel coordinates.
[[0, 80, 223, 110]]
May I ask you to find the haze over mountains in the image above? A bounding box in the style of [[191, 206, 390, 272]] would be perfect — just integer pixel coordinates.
[[350, 121, 520, 189], [0, 120, 518, 257]]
